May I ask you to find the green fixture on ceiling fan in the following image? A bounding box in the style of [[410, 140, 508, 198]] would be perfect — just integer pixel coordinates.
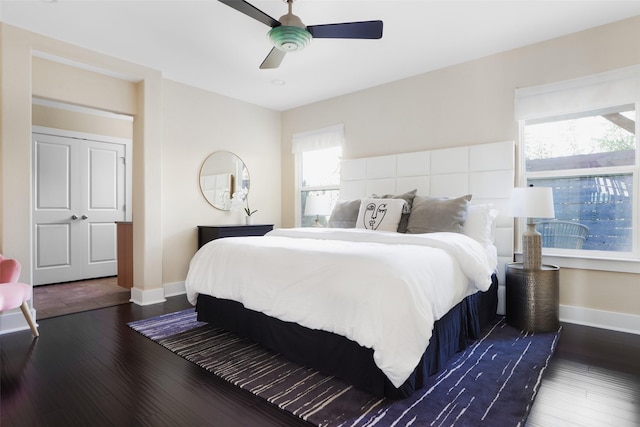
[[218, 0, 383, 69]]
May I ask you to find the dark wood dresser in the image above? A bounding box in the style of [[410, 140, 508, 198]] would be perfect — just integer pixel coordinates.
[[197, 224, 274, 249], [116, 221, 133, 288]]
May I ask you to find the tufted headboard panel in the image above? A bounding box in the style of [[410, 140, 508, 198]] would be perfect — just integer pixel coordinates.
[[339, 141, 515, 314]]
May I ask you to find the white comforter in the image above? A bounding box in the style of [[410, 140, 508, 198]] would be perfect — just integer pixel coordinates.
[[185, 228, 497, 388]]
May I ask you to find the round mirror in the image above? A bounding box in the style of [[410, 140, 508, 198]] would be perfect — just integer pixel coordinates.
[[199, 151, 250, 211]]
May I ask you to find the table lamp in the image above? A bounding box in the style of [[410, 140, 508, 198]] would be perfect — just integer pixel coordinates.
[[304, 193, 331, 227], [508, 185, 555, 270]]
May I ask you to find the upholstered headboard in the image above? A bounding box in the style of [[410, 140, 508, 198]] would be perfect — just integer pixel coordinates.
[[339, 140, 515, 314]]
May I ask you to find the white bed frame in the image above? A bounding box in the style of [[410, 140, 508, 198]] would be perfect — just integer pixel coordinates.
[[339, 140, 515, 315]]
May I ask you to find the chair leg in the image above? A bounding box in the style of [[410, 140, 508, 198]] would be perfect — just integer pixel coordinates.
[[20, 301, 39, 338]]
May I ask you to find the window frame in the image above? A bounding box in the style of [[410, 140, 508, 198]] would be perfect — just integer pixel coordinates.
[[517, 107, 640, 273], [294, 149, 341, 227], [291, 125, 344, 227], [514, 66, 640, 273]]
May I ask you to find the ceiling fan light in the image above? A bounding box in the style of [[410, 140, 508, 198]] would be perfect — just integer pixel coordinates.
[[268, 26, 312, 52]]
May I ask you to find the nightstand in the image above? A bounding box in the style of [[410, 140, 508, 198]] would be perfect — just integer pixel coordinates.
[[197, 224, 274, 249], [505, 262, 560, 332]]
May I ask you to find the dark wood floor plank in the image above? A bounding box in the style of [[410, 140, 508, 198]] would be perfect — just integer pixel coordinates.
[[2, 298, 309, 427], [533, 386, 640, 425], [2, 296, 640, 427], [525, 348, 640, 427], [544, 368, 638, 396], [553, 322, 640, 376]]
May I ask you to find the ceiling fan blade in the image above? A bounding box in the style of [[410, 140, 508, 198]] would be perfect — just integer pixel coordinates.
[[218, 0, 281, 28], [307, 20, 383, 39], [259, 47, 287, 69]]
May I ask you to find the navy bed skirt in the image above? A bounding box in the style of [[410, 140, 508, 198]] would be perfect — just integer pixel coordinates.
[[196, 274, 498, 398]]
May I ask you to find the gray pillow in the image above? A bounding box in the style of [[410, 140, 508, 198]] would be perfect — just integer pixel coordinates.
[[376, 189, 417, 233], [406, 194, 472, 234], [328, 199, 361, 228]]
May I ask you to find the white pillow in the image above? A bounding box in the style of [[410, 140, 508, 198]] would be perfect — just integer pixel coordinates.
[[355, 198, 406, 232], [462, 204, 500, 246]]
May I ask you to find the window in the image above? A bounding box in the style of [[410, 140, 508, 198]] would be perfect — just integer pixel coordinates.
[[292, 125, 344, 227], [516, 67, 640, 265], [523, 106, 636, 254]]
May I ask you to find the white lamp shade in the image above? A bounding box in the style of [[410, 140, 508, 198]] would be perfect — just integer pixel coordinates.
[[304, 193, 332, 216], [508, 187, 555, 218]]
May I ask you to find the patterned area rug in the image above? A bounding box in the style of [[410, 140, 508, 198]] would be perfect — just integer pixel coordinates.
[[128, 309, 560, 427]]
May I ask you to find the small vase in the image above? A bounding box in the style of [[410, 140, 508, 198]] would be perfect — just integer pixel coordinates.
[[245, 216, 253, 225]]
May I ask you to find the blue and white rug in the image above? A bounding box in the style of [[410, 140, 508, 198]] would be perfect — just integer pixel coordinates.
[[129, 309, 560, 427]]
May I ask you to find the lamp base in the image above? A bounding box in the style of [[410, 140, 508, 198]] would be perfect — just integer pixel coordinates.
[[522, 221, 542, 270], [312, 216, 324, 228]]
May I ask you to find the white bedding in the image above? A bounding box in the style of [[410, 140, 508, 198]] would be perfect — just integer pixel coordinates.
[[185, 228, 497, 388]]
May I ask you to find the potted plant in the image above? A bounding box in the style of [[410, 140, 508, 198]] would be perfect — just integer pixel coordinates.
[[244, 195, 257, 224], [232, 188, 257, 224]]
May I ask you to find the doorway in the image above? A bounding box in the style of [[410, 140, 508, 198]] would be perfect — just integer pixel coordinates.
[[32, 129, 131, 285], [31, 128, 132, 315]]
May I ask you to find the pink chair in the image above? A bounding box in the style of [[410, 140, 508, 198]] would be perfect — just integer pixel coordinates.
[[0, 254, 39, 337]]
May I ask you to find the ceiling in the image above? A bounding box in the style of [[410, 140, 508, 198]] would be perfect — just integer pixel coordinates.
[[2, 1, 640, 111]]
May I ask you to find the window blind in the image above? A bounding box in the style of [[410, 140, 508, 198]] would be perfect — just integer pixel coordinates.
[[291, 123, 344, 154], [515, 65, 640, 121]]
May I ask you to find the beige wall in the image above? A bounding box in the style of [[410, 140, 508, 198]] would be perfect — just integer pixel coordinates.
[[0, 24, 281, 303], [32, 104, 133, 139], [281, 16, 640, 320], [2, 15, 639, 326], [561, 268, 638, 315], [161, 80, 281, 284], [31, 56, 139, 115], [0, 23, 165, 295]]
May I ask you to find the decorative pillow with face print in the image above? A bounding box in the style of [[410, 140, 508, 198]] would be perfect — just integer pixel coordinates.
[[355, 198, 407, 232]]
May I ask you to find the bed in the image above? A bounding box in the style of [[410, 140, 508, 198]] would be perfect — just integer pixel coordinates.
[[185, 141, 515, 398]]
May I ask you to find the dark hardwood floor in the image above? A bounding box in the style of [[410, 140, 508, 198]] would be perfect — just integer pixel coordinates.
[[1, 297, 639, 426], [526, 323, 640, 427]]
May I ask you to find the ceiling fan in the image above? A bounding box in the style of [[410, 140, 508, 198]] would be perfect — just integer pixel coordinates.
[[219, 0, 383, 69]]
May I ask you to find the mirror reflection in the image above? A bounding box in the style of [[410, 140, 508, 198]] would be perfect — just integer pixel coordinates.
[[199, 151, 250, 210]]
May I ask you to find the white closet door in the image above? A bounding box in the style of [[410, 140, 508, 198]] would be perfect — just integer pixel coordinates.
[[33, 132, 127, 285]]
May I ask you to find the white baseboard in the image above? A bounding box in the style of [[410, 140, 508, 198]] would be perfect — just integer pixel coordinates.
[[164, 281, 186, 298], [560, 305, 640, 335], [495, 286, 638, 335], [129, 283, 186, 306], [0, 307, 38, 335], [129, 287, 166, 306]]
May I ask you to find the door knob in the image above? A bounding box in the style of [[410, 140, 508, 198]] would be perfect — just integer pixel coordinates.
[[81, 215, 89, 220], [71, 215, 78, 220]]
